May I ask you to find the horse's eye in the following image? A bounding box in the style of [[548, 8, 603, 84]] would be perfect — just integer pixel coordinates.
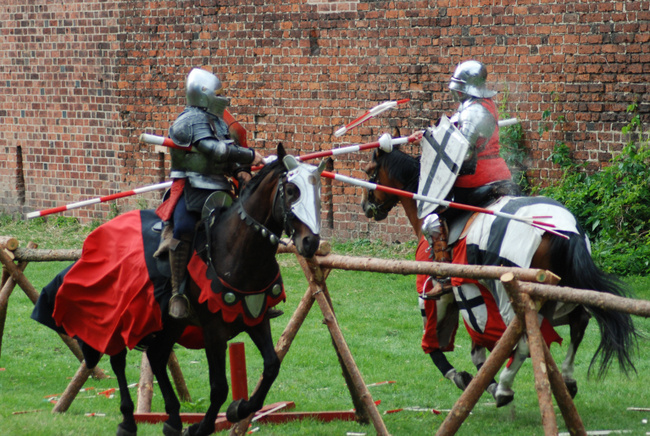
[[286, 184, 300, 200]]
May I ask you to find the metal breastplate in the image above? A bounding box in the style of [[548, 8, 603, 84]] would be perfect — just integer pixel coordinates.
[[454, 98, 498, 152], [169, 107, 233, 189]]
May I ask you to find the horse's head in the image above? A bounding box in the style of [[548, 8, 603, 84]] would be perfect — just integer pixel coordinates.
[[279, 151, 324, 258], [361, 148, 419, 221], [232, 143, 322, 258]]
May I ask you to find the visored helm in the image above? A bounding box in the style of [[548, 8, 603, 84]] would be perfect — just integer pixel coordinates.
[[186, 68, 230, 117], [448, 60, 497, 100]]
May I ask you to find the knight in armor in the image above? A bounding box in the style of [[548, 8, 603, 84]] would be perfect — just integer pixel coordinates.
[[421, 60, 520, 295], [156, 68, 265, 319]]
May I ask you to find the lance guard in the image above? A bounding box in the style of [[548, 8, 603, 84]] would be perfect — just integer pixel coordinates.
[[168, 235, 193, 319]]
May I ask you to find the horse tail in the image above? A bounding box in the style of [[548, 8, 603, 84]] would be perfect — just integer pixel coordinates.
[[550, 232, 638, 378]]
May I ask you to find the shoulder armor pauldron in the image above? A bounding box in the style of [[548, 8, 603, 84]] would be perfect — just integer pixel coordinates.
[[169, 107, 229, 147]]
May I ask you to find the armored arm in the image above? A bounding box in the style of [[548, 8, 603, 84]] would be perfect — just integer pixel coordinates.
[[456, 102, 497, 175], [195, 138, 255, 165]]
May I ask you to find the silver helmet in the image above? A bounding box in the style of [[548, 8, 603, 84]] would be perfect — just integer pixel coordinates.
[[186, 68, 229, 117], [448, 60, 497, 99]]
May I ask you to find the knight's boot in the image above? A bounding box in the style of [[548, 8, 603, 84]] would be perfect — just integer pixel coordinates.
[[421, 214, 452, 300], [168, 237, 192, 319]]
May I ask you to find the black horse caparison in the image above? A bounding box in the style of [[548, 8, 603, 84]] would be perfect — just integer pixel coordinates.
[[360, 147, 637, 406], [34, 144, 323, 436]]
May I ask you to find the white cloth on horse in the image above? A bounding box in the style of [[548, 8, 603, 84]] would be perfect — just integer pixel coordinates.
[[464, 196, 585, 327]]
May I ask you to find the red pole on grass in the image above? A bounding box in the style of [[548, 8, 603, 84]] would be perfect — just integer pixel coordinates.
[[229, 342, 248, 401]]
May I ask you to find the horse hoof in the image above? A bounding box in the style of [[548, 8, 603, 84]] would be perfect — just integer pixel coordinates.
[[226, 398, 244, 422], [162, 422, 182, 436], [496, 393, 514, 408], [116, 423, 137, 436], [486, 382, 498, 400], [452, 371, 474, 391], [181, 424, 199, 436], [564, 379, 578, 398]]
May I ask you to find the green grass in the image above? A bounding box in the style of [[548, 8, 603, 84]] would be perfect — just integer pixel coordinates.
[[1, 217, 650, 435]]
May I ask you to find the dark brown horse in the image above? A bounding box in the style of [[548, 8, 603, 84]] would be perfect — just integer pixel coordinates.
[[33, 144, 323, 436], [360, 147, 637, 406]]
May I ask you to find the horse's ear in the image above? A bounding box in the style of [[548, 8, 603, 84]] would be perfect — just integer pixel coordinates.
[[316, 158, 328, 175], [277, 142, 286, 159], [283, 155, 299, 171]]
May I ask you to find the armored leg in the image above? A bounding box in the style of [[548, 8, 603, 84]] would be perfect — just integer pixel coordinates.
[[168, 235, 193, 319], [421, 214, 452, 299]]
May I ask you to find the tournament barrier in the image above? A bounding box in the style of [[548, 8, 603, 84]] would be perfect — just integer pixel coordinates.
[[2, 236, 650, 435]]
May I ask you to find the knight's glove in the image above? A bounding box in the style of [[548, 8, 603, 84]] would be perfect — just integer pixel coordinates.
[[196, 138, 255, 165]]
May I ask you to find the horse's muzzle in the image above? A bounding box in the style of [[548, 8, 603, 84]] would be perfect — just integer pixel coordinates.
[[361, 198, 388, 221], [296, 234, 321, 258]]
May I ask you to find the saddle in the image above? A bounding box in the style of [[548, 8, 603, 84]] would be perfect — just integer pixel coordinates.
[[153, 191, 285, 320], [153, 191, 233, 259]]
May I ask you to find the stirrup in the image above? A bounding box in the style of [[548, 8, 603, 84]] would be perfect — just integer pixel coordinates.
[[169, 293, 190, 319], [420, 277, 453, 300]]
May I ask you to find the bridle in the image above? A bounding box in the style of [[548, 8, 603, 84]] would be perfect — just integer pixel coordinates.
[[365, 159, 400, 219], [273, 174, 300, 240], [238, 171, 294, 247]]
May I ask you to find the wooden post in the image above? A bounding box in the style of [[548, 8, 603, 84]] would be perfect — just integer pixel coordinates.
[[304, 256, 370, 425], [541, 340, 586, 435], [501, 273, 557, 435], [52, 361, 95, 413], [0, 236, 19, 251], [0, 245, 42, 304], [168, 351, 191, 402], [0, 241, 35, 357], [137, 353, 154, 413], [136, 351, 191, 413], [435, 316, 526, 435], [308, 273, 389, 435]]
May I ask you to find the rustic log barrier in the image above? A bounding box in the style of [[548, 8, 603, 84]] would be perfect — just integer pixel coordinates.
[[2, 236, 649, 435]]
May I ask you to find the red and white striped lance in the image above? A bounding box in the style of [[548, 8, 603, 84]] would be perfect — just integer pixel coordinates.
[[139, 133, 185, 150], [334, 99, 411, 137], [332, 98, 517, 138], [319, 170, 567, 238], [25, 181, 173, 219], [139, 132, 419, 172]]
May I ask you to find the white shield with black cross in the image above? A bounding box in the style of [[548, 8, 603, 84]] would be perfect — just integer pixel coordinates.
[[417, 115, 470, 219]]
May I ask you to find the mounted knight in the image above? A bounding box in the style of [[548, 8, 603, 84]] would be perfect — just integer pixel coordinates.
[[155, 68, 266, 319], [417, 60, 521, 296]]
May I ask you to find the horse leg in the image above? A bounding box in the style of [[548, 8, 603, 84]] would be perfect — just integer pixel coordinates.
[[227, 320, 280, 422], [79, 340, 102, 369], [109, 349, 137, 436], [185, 329, 229, 436], [423, 293, 474, 391], [561, 306, 590, 398], [471, 344, 498, 399], [146, 340, 183, 436], [495, 336, 529, 407]]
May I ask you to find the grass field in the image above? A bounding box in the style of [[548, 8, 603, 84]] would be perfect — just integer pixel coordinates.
[[1, 219, 649, 435]]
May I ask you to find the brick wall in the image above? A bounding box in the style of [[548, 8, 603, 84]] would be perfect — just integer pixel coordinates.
[[1, 0, 648, 243]]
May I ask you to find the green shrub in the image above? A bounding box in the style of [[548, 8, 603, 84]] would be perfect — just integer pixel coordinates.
[[498, 89, 530, 193], [536, 103, 650, 275]]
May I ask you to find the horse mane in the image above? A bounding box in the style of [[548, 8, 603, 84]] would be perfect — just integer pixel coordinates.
[[376, 148, 420, 193], [238, 158, 285, 203]]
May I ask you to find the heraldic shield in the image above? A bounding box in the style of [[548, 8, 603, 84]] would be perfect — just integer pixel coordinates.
[[417, 115, 470, 219]]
